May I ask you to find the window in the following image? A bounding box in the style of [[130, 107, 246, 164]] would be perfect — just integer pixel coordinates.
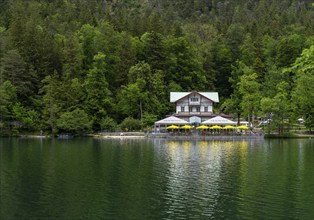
[[204, 107, 208, 112], [189, 107, 193, 112], [196, 107, 200, 112], [191, 97, 199, 102], [181, 106, 185, 112]]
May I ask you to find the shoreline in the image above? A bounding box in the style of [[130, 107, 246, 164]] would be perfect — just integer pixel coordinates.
[[2, 132, 313, 139], [95, 135, 146, 139]]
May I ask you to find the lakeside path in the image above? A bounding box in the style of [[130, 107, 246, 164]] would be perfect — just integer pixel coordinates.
[[96, 135, 146, 139], [12, 132, 313, 139], [95, 132, 265, 140]]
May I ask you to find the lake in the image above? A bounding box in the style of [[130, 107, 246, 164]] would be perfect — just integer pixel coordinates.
[[0, 137, 313, 219]]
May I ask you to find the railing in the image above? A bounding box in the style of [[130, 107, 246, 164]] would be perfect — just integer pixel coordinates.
[[176, 112, 213, 115], [189, 102, 200, 105]]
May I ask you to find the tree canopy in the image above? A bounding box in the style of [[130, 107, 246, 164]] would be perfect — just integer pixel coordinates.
[[0, 0, 313, 134]]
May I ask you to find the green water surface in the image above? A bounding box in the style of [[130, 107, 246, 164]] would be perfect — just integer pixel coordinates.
[[0, 138, 313, 219]]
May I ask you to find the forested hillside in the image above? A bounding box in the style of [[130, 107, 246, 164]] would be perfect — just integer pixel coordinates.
[[0, 0, 314, 134]]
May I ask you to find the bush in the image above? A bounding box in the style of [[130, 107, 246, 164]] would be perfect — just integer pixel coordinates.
[[120, 117, 141, 131], [56, 108, 92, 134], [100, 116, 117, 131], [141, 113, 157, 130]]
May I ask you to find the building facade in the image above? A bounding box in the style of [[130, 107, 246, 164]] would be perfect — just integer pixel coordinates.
[[170, 91, 219, 124]]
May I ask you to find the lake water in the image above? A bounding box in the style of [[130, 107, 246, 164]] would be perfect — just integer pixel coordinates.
[[0, 137, 313, 219]]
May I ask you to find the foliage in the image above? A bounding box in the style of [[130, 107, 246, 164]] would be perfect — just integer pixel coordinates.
[[237, 68, 261, 122], [0, 81, 17, 122], [100, 117, 118, 132], [56, 108, 92, 134], [83, 52, 112, 130], [40, 73, 61, 134], [120, 117, 142, 131], [291, 46, 314, 131], [0, 0, 314, 134], [141, 113, 158, 130], [13, 103, 40, 131], [271, 82, 292, 135], [1, 50, 36, 103]]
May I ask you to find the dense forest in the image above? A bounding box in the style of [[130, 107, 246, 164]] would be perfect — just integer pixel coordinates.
[[0, 0, 313, 135]]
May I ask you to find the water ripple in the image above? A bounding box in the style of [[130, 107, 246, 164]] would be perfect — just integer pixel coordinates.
[[0, 138, 313, 219]]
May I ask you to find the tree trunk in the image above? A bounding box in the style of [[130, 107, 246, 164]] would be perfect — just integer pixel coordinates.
[[252, 109, 255, 124], [157, 0, 161, 12], [237, 112, 241, 126], [139, 100, 143, 121], [50, 95, 54, 135]]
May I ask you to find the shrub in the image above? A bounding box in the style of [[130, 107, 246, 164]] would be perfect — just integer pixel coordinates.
[[100, 116, 117, 131], [120, 117, 141, 131], [56, 108, 92, 134]]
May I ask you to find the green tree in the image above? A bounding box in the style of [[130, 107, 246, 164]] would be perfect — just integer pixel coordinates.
[[9, 1, 60, 80], [12, 103, 40, 131], [0, 0, 10, 28], [238, 72, 261, 123], [224, 61, 247, 123], [276, 34, 305, 67], [56, 108, 92, 134], [79, 24, 97, 71], [226, 23, 246, 61], [259, 81, 292, 135], [141, 113, 158, 130], [0, 81, 17, 123], [84, 52, 112, 130], [260, 97, 274, 134], [1, 50, 36, 102], [164, 36, 206, 91], [49, 77, 86, 114], [100, 116, 117, 132], [212, 38, 233, 97], [79, 22, 136, 94], [41, 72, 62, 135], [262, 66, 284, 98], [117, 61, 167, 121], [59, 34, 83, 79], [182, 23, 218, 90], [116, 79, 147, 120], [252, 57, 267, 83], [120, 117, 142, 131], [240, 34, 256, 66], [220, 93, 242, 125], [140, 32, 167, 71], [291, 46, 314, 131]]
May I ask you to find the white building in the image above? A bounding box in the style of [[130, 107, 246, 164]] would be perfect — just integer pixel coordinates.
[[170, 91, 219, 124]]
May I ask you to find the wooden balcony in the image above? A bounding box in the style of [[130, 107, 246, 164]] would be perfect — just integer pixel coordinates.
[[189, 102, 200, 106], [176, 112, 213, 116]]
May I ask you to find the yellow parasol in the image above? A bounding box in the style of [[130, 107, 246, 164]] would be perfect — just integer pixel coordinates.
[[180, 125, 192, 129], [167, 125, 180, 129], [210, 125, 222, 129], [224, 125, 236, 129], [237, 125, 249, 130], [196, 125, 209, 129]]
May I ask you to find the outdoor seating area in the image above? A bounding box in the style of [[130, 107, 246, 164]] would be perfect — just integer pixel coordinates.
[[164, 124, 255, 136], [153, 115, 262, 137]]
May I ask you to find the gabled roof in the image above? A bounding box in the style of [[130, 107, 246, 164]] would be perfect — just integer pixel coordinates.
[[155, 116, 190, 125], [170, 92, 219, 103], [202, 116, 236, 125]]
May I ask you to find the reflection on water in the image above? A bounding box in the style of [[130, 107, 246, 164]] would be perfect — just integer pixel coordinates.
[[164, 140, 225, 219], [0, 138, 313, 219]]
